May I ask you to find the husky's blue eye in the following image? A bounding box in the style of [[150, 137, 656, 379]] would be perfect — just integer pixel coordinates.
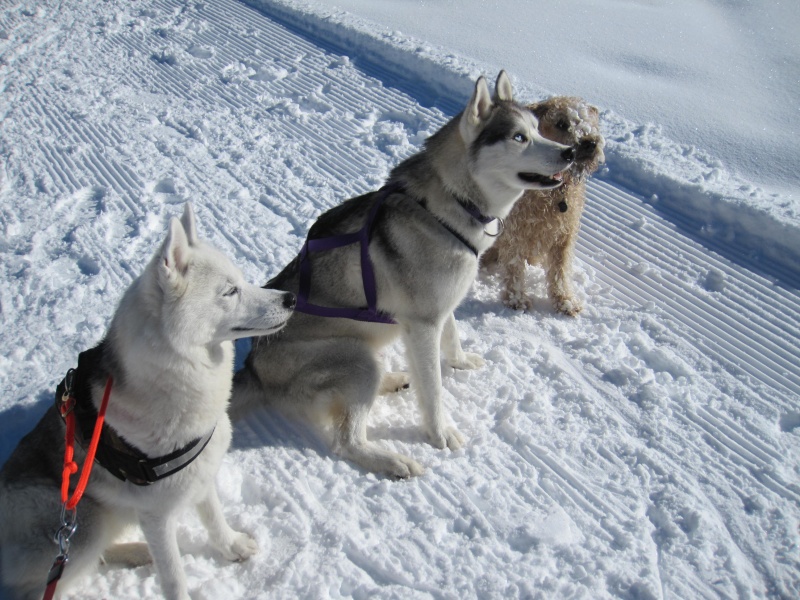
[[513, 133, 528, 143], [223, 286, 239, 297]]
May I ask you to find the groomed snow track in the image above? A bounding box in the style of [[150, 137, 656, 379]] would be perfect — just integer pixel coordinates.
[[1, 0, 798, 598]]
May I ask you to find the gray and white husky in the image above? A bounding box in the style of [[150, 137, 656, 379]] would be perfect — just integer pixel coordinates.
[[0, 204, 294, 600], [235, 71, 574, 478]]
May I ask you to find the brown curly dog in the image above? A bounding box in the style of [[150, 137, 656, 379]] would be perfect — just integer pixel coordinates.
[[482, 96, 605, 315]]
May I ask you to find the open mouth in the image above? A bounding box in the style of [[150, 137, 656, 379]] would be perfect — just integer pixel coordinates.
[[518, 172, 564, 188]]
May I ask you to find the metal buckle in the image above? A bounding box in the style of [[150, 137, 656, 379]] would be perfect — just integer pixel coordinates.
[[46, 553, 69, 586], [59, 369, 76, 417], [484, 217, 505, 237], [53, 505, 78, 557]]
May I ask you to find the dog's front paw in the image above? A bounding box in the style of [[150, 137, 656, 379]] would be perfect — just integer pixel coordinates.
[[445, 352, 485, 371], [427, 425, 465, 451], [554, 296, 583, 316], [220, 531, 258, 562]]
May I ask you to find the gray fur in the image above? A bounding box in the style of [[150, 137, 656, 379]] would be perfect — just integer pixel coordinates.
[[235, 71, 574, 478]]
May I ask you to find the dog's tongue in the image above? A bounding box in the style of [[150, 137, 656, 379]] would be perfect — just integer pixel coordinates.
[[553, 172, 563, 181]]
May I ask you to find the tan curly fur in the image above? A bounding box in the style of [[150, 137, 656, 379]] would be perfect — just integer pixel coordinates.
[[482, 96, 605, 315]]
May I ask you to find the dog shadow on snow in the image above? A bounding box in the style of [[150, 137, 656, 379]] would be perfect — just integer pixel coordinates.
[[0, 390, 53, 468], [230, 400, 428, 460]]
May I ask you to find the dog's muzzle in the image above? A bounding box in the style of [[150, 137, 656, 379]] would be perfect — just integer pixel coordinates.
[[577, 139, 599, 161]]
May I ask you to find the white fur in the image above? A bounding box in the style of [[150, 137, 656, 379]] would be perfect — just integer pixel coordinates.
[[0, 203, 294, 600]]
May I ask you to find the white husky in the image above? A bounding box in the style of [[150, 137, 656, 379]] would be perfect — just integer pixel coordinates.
[[0, 204, 294, 600], [234, 71, 574, 477]]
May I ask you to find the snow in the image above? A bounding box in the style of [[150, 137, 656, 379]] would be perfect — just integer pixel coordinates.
[[1, 0, 798, 599], [272, 0, 800, 195]]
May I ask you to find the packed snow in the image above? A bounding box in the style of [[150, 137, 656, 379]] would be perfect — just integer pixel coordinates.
[[0, 0, 798, 599], [280, 0, 800, 195]]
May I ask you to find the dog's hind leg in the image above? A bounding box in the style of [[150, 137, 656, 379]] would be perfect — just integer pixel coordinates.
[[331, 395, 424, 478], [306, 339, 423, 478], [246, 337, 422, 477], [402, 321, 465, 451], [197, 483, 258, 562]]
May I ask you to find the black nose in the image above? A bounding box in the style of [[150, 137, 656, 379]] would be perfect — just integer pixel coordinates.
[[561, 146, 576, 162], [283, 292, 296, 310], [580, 140, 597, 151]]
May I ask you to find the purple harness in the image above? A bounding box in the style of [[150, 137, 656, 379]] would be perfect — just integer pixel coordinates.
[[295, 185, 398, 325], [293, 184, 499, 325]]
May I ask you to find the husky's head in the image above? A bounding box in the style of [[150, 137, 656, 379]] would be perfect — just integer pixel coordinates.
[[460, 71, 575, 204], [154, 203, 294, 346]]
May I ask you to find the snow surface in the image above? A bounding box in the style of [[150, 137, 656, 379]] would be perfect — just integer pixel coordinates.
[[1, 0, 799, 599], [285, 0, 800, 198]]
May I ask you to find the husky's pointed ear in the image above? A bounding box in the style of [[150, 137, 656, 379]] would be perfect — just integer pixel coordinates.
[[159, 217, 191, 286], [180, 202, 199, 246], [468, 76, 493, 124], [493, 70, 513, 103], [460, 75, 493, 144]]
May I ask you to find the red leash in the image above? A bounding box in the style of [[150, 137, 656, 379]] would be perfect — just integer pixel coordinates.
[[42, 376, 113, 600]]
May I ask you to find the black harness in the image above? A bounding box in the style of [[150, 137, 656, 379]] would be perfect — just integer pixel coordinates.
[[55, 345, 215, 486]]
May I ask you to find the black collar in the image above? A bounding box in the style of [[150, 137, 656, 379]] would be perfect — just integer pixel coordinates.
[[56, 344, 215, 486], [456, 195, 505, 238], [456, 196, 495, 226], [418, 198, 479, 256]]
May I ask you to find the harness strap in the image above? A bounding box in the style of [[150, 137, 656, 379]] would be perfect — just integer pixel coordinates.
[[90, 425, 215, 485], [295, 185, 398, 324], [294, 183, 498, 323]]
